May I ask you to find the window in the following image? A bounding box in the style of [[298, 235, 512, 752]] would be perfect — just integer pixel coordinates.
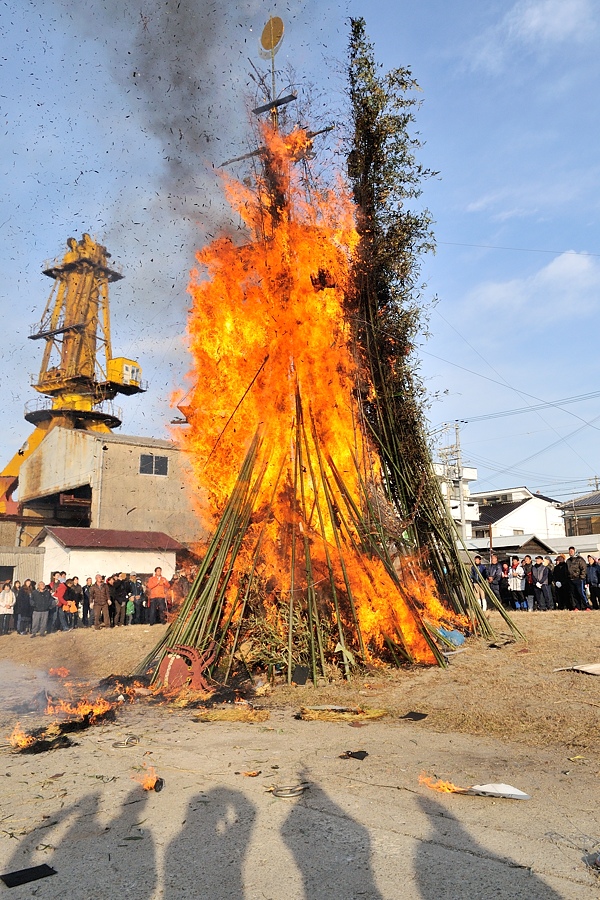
[[140, 454, 168, 476]]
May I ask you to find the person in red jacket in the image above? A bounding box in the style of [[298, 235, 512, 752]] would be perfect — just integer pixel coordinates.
[[146, 567, 170, 625], [54, 577, 71, 632]]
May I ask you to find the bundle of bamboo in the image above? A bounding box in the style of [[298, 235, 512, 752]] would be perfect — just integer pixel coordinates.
[[138, 399, 475, 684]]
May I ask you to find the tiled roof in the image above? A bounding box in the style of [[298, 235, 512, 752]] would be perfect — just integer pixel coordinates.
[[38, 527, 182, 552], [560, 491, 600, 510], [477, 499, 528, 525]]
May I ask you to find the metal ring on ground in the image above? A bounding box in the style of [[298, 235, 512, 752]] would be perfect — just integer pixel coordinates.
[[112, 734, 141, 748], [270, 784, 309, 798]]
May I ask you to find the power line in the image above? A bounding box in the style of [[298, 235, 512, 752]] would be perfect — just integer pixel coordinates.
[[461, 390, 600, 423], [424, 349, 600, 433], [473, 412, 600, 488], [438, 241, 600, 258]]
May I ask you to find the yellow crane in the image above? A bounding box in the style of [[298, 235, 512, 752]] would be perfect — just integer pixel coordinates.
[[0, 233, 145, 516]]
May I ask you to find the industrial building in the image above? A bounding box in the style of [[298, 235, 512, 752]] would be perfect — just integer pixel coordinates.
[[13, 428, 202, 547], [0, 234, 204, 582]]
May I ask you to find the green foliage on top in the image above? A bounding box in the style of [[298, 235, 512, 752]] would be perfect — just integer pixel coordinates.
[[347, 16, 436, 321]]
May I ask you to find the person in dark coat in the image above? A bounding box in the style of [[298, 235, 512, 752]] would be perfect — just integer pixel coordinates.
[[521, 555, 534, 611], [486, 554, 503, 604], [551, 555, 570, 610], [131, 574, 146, 625], [586, 555, 600, 610], [106, 575, 117, 627], [565, 546, 588, 610], [14, 579, 34, 634], [499, 562, 511, 607], [112, 573, 134, 627], [532, 555, 552, 611], [82, 577, 93, 627], [31, 581, 52, 636]]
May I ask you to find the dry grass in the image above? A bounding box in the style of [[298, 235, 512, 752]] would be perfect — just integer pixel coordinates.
[[261, 610, 600, 751]]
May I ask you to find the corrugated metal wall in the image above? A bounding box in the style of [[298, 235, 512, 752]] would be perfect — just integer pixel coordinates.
[[0, 547, 44, 584]]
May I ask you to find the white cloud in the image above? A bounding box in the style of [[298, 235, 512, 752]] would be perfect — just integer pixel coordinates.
[[462, 251, 600, 320], [507, 0, 595, 43], [468, 0, 598, 72], [465, 175, 594, 222]]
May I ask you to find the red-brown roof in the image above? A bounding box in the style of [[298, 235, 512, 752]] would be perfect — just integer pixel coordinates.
[[39, 527, 182, 552]]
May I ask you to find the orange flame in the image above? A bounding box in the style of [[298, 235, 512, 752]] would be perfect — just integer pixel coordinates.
[[45, 697, 113, 723], [133, 764, 159, 790], [179, 123, 465, 665], [48, 667, 70, 678], [8, 722, 36, 750], [419, 772, 466, 793]]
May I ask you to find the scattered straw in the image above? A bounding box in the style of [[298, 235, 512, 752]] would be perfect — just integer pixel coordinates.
[[298, 706, 387, 722], [194, 707, 270, 723]]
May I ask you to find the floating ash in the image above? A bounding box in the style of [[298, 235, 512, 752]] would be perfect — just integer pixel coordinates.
[[133, 764, 164, 792]]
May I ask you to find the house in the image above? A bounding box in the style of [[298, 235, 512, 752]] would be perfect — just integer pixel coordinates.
[[469, 486, 564, 542], [462, 534, 556, 562], [560, 491, 600, 538], [31, 526, 182, 584]]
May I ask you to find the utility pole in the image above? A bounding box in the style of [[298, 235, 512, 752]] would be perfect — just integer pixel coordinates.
[[437, 422, 468, 541], [455, 421, 467, 542]]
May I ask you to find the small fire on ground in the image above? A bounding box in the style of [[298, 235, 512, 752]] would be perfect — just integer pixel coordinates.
[[133, 764, 164, 792], [418, 772, 467, 794], [8, 723, 36, 750], [7, 695, 118, 753], [48, 667, 70, 678], [45, 696, 114, 724]]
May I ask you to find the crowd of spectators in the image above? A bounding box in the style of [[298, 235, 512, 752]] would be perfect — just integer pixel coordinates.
[[470, 545, 600, 612], [0, 566, 184, 637]]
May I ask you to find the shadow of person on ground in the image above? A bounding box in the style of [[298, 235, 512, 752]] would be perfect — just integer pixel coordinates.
[[414, 795, 564, 900], [281, 773, 383, 900], [163, 787, 256, 898], [4, 787, 157, 898]]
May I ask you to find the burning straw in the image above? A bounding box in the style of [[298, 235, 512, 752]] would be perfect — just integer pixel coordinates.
[[8, 696, 118, 754]]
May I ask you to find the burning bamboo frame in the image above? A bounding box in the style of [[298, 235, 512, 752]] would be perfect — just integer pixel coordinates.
[[138, 390, 472, 685], [136, 37, 519, 686]]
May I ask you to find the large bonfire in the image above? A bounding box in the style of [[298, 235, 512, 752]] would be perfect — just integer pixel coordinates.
[[139, 23, 515, 685]]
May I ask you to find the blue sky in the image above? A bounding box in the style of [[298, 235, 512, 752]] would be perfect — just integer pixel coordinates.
[[1, 0, 599, 502]]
